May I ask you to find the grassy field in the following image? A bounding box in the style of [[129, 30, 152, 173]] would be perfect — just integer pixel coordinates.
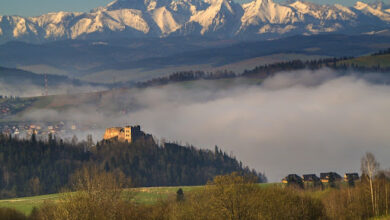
[[339, 54, 390, 68], [0, 183, 278, 215], [0, 186, 202, 215], [0, 194, 60, 215]]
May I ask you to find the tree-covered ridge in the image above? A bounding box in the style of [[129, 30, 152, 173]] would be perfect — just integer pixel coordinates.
[[0, 66, 97, 88], [134, 51, 390, 88], [242, 57, 390, 77], [94, 140, 264, 187], [0, 134, 265, 199]]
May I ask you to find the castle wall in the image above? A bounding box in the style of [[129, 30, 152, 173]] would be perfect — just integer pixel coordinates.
[[103, 126, 136, 143], [103, 127, 122, 140]]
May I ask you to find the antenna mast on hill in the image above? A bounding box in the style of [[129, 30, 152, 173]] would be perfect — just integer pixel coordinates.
[[44, 74, 48, 96]]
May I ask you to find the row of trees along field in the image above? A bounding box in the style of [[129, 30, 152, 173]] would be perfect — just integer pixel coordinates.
[[2, 152, 389, 220], [0, 133, 265, 199]]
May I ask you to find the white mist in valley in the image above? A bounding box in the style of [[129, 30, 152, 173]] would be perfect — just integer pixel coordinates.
[[20, 68, 390, 182]]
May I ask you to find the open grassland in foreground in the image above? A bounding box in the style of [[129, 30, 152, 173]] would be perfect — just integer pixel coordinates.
[[0, 186, 201, 215], [0, 194, 59, 215], [0, 183, 277, 215]]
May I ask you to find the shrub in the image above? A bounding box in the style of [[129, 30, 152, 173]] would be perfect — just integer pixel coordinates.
[[0, 207, 26, 220], [170, 173, 325, 220]]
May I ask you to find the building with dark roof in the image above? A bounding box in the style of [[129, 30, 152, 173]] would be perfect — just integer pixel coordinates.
[[302, 174, 321, 183], [320, 172, 342, 183], [282, 174, 303, 188], [344, 173, 359, 182]]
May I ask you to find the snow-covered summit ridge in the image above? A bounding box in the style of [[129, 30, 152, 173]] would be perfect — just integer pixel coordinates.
[[0, 0, 389, 43]]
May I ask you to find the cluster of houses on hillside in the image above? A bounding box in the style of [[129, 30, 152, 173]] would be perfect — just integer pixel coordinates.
[[282, 172, 360, 188], [0, 97, 35, 119], [0, 121, 94, 139], [0, 105, 11, 116]]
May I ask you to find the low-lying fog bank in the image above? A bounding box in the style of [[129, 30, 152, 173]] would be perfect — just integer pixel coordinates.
[[18, 68, 390, 182]]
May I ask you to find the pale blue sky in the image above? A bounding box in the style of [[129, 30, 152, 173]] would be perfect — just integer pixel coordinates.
[[0, 0, 383, 17]]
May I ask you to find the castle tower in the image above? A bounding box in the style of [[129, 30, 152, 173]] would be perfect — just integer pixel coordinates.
[[124, 126, 132, 142]]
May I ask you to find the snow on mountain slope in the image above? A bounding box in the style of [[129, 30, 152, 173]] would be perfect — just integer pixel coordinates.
[[170, 0, 208, 23], [241, 0, 297, 26], [0, 0, 389, 43], [151, 7, 180, 34], [189, 0, 242, 34], [0, 16, 39, 39], [61, 9, 151, 39], [283, 1, 361, 34], [95, 0, 184, 35], [354, 1, 390, 22], [95, 0, 169, 11], [103, 9, 150, 33], [289, 1, 356, 21], [30, 12, 81, 39]]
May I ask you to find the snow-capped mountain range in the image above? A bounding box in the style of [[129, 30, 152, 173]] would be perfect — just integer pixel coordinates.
[[0, 0, 389, 43]]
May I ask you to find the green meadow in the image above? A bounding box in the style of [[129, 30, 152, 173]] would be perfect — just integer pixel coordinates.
[[0, 183, 279, 215], [339, 54, 390, 68], [0, 186, 202, 215]]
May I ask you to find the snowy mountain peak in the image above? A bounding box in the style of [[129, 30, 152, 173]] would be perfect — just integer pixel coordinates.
[[242, 0, 296, 26], [354, 1, 390, 21], [289, 1, 310, 12], [354, 1, 369, 10], [373, 2, 383, 10], [189, 0, 241, 34], [0, 0, 389, 43], [94, 0, 170, 11]]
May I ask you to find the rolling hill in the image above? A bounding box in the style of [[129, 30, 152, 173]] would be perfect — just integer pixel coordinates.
[[0, 50, 389, 119], [0, 66, 107, 97], [1, 34, 389, 83], [339, 53, 390, 68]]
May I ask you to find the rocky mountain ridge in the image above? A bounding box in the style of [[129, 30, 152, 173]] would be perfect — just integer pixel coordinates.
[[0, 0, 389, 43]]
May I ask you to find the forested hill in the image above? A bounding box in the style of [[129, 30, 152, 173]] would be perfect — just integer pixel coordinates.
[[0, 134, 265, 199], [133, 51, 390, 88], [0, 67, 79, 86]]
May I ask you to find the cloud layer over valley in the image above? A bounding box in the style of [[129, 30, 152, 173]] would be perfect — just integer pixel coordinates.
[[20, 69, 390, 181]]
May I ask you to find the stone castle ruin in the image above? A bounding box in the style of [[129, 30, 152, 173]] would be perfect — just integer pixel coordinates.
[[103, 125, 141, 143]]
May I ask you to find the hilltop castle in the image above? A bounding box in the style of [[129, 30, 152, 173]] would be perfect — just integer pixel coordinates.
[[103, 125, 141, 143]]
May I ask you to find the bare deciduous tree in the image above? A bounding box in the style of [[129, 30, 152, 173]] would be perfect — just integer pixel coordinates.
[[361, 152, 380, 216]]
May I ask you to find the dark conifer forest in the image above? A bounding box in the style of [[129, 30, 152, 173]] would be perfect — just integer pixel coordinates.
[[0, 134, 265, 199]]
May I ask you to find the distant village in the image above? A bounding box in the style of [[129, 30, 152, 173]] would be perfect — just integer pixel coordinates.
[[0, 96, 36, 118], [0, 121, 98, 140], [0, 122, 147, 144]]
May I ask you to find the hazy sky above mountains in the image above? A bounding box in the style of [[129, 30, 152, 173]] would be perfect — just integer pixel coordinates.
[[0, 0, 383, 17]]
